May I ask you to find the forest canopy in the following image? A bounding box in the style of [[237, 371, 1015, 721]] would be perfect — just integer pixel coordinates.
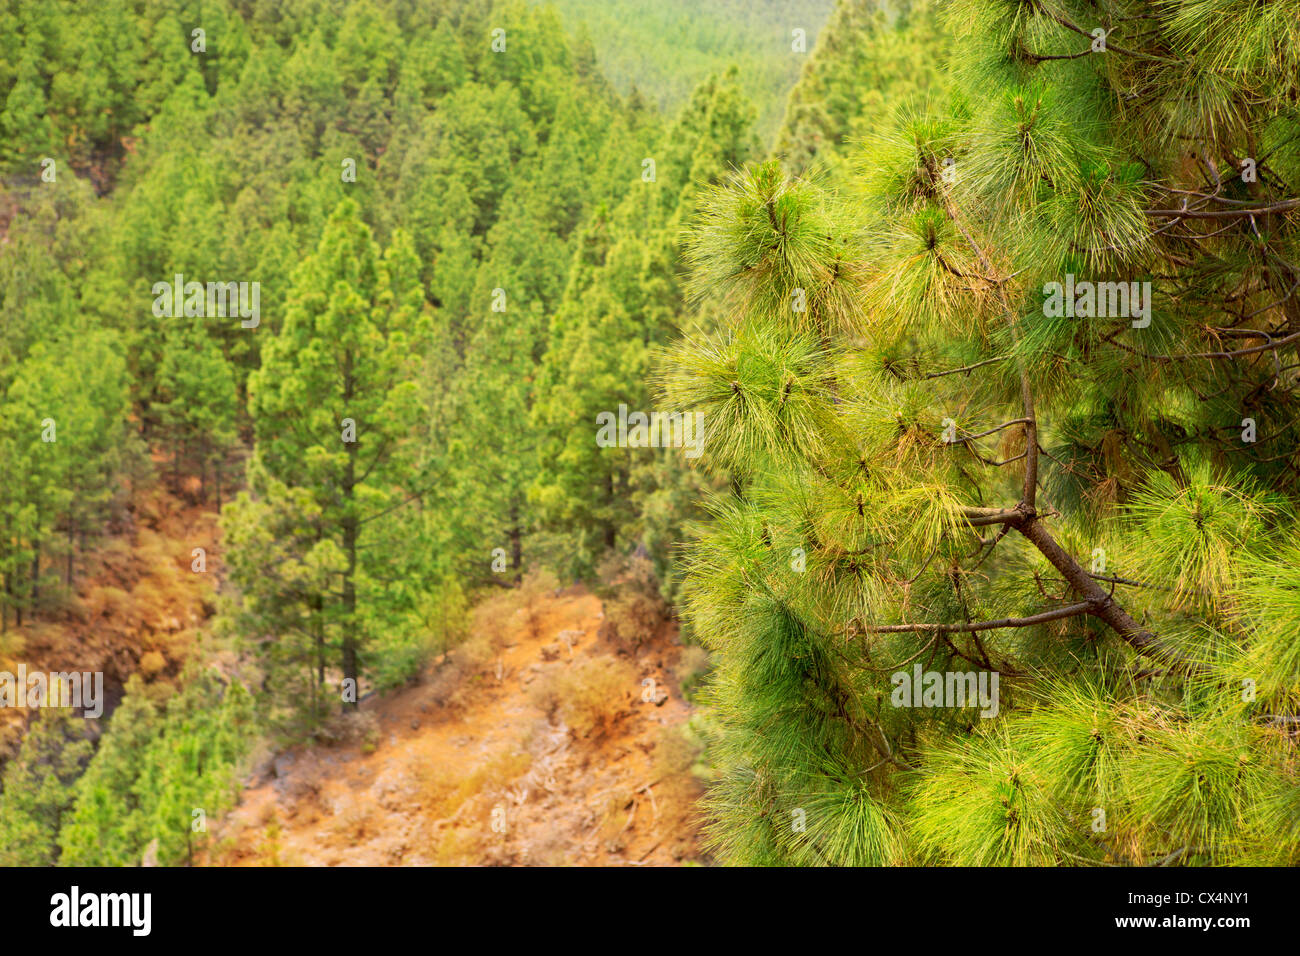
[[0, 0, 1297, 869]]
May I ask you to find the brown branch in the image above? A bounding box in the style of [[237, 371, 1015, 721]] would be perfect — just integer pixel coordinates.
[[1117, 329, 1300, 363], [1144, 199, 1300, 219], [1017, 517, 1198, 670], [949, 417, 1033, 445], [959, 506, 1024, 527], [923, 356, 1010, 379], [864, 601, 1094, 634], [945, 505, 1204, 671], [1043, 8, 1180, 63]]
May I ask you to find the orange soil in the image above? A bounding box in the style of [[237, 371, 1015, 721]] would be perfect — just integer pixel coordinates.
[[0, 480, 218, 756], [212, 588, 707, 867]]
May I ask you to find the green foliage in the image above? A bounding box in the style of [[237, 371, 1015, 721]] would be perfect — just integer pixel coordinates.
[[543, 0, 836, 142], [774, 0, 949, 177], [222, 200, 431, 729], [58, 671, 259, 866], [0, 709, 93, 866], [673, 0, 1300, 866], [0, 0, 775, 858]]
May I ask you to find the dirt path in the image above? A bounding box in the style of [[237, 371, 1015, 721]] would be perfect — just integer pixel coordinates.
[[213, 588, 706, 866]]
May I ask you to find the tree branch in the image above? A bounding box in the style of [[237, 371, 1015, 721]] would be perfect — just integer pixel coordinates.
[[1144, 199, 1300, 219], [922, 355, 1009, 380], [949, 417, 1033, 445], [864, 601, 1094, 634]]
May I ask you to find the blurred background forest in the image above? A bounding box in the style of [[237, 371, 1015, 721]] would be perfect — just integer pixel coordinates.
[[0, 0, 942, 865]]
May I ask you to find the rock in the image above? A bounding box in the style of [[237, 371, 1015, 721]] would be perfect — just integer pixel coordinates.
[[246, 750, 276, 786]]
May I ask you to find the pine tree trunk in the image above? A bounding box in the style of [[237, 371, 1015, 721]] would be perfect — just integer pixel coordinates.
[[30, 516, 39, 618], [342, 535, 358, 708], [314, 592, 325, 720], [509, 501, 522, 583], [341, 354, 359, 710], [66, 518, 74, 588], [603, 472, 616, 549]]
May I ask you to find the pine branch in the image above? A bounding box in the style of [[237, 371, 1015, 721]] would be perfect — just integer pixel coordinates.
[[953, 501, 1203, 671], [1017, 516, 1200, 671], [864, 601, 1093, 634], [1145, 199, 1300, 220], [1042, 6, 1181, 64], [922, 355, 1010, 379], [1114, 329, 1300, 363], [949, 417, 1033, 445]]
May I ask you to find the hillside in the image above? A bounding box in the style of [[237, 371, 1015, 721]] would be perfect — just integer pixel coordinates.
[[541, 0, 835, 142], [211, 584, 707, 866], [0, 0, 754, 866]]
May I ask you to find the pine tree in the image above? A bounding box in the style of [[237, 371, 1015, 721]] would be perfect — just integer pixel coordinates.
[[224, 199, 429, 723], [57, 676, 163, 866], [0, 708, 93, 866], [155, 314, 240, 506], [667, 1, 1300, 866], [58, 671, 258, 866], [531, 69, 759, 578]]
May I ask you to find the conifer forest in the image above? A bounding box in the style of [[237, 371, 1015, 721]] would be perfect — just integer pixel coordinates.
[[0, 0, 1297, 915]]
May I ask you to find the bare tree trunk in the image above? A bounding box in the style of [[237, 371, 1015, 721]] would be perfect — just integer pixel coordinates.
[[66, 517, 74, 588], [603, 473, 616, 549], [509, 501, 522, 584], [341, 353, 359, 710]]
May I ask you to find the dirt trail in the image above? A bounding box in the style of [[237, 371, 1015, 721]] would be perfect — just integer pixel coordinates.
[[213, 587, 706, 866]]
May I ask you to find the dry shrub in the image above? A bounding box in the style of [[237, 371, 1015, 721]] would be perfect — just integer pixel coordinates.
[[413, 763, 461, 819], [470, 568, 559, 648], [414, 742, 533, 821], [258, 820, 285, 866], [649, 724, 706, 853], [430, 568, 563, 712], [472, 592, 521, 649], [329, 796, 373, 843], [516, 567, 560, 602], [531, 655, 637, 739], [316, 709, 379, 751], [427, 628, 497, 713], [591, 788, 632, 843], [139, 650, 167, 676], [432, 824, 482, 866], [602, 590, 665, 653], [597, 555, 669, 654], [455, 629, 497, 673], [651, 724, 703, 780]]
